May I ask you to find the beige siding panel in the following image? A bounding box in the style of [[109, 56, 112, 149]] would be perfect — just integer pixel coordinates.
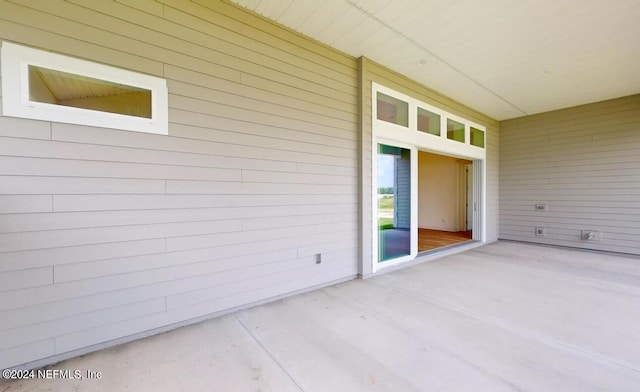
[[297, 202, 357, 216], [116, 0, 355, 89], [242, 213, 357, 231], [0, 0, 358, 369], [169, 110, 356, 146], [55, 247, 298, 284], [170, 0, 356, 73], [0, 157, 242, 182], [165, 248, 355, 309], [0, 176, 165, 195], [167, 223, 358, 253], [0, 136, 299, 173], [298, 240, 357, 258], [0, 117, 51, 140], [0, 299, 165, 351], [0, 220, 241, 253], [53, 194, 356, 212], [163, 0, 356, 75], [499, 94, 640, 254], [0, 1, 211, 79], [52, 123, 356, 168], [0, 19, 163, 77], [169, 82, 356, 132], [19, 0, 355, 94], [0, 207, 292, 234], [165, 257, 314, 309], [241, 170, 355, 185], [0, 234, 357, 312], [165, 65, 356, 120], [239, 72, 357, 114], [0, 195, 52, 214], [166, 181, 356, 195], [53, 264, 357, 354], [500, 217, 640, 232], [169, 116, 356, 150], [0, 239, 165, 273], [0, 249, 297, 330], [0, 340, 54, 370], [170, 94, 355, 138], [296, 162, 359, 177], [0, 267, 52, 292], [167, 104, 356, 156], [188, 0, 355, 68]]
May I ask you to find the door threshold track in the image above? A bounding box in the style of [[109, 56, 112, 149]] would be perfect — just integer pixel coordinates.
[[418, 240, 478, 257]]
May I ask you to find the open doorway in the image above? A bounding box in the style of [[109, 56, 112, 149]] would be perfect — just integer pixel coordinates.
[[372, 83, 487, 272], [417, 151, 473, 252]]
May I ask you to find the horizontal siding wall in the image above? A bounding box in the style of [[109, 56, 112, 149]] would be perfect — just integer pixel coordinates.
[[359, 58, 500, 276], [0, 0, 358, 369], [499, 94, 640, 254]]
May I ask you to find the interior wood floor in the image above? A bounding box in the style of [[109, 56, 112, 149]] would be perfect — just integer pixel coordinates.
[[418, 228, 472, 252]]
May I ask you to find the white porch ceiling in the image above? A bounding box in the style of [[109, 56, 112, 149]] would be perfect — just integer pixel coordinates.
[[230, 0, 640, 120]]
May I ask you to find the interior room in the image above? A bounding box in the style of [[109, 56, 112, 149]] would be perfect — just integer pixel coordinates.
[[418, 151, 473, 252]]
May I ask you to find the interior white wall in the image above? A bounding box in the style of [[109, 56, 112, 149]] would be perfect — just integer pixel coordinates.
[[418, 151, 470, 231]]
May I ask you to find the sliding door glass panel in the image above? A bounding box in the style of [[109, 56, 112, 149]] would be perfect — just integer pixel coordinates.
[[417, 107, 440, 136], [447, 119, 465, 143], [377, 92, 408, 127], [378, 144, 411, 262], [470, 127, 485, 148]]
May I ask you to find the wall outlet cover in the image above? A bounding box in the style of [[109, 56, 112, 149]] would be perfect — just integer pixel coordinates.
[[581, 230, 602, 241]]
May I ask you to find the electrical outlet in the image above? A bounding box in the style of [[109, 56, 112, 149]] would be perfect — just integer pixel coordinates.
[[315, 253, 322, 264], [581, 230, 602, 241], [535, 227, 545, 236], [535, 204, 548, 212]]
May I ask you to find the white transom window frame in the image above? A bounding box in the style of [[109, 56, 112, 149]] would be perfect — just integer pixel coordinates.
[[0, 41, 168, 135], [371, 82, 487, 272]]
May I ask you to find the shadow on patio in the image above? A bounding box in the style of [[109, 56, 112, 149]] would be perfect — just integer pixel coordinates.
[[2, 241, 639, 391]]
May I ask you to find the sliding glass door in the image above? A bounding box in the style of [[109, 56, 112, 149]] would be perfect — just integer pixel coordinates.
[[372, 83, 486, 272], [377, 143, 412, 262]]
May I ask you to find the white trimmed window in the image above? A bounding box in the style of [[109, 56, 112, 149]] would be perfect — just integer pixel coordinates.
[[1, 42, 168, 135], [373, 83, 486, 157]]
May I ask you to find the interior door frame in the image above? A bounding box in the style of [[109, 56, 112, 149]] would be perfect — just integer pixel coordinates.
[[465, 163, 473, 231]]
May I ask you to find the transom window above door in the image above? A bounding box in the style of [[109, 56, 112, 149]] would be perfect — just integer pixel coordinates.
[[376, 92, 409, 127], [373, 83, 486, 158]]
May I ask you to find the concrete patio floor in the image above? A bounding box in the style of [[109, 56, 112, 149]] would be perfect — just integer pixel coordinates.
[[2, 241, 640, 391]]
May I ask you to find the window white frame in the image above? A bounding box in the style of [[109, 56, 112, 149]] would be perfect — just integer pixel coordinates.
[[1, 42, 168, 135], [372, 139, 418, 272], [372, 82, 487, 272], [373, 83, 486, 159]]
